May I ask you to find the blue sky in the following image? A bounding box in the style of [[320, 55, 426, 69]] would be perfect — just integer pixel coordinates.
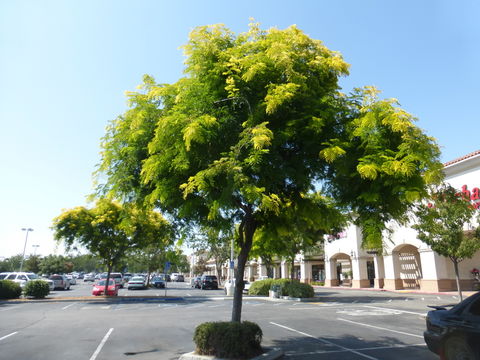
[[1, 0, 479, 258]]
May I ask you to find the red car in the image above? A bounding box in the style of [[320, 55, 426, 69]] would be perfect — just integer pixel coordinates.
[[92, 279, 118, 296]]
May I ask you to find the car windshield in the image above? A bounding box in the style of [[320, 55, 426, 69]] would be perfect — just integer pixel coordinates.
[[0, 274, 8, 279], [27, 274, 39, 280], [152, 277, 163, 281], [97, 280, 115, 286]]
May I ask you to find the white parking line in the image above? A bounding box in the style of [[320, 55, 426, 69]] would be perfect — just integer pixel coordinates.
[[89, 328, 113, 360], [269, 322, 379, 360], [337, 318, 423, 338], [0, 305, 23, 312], [285, 343, 426, 357], [186, 293, 192, 297], [0, 332, 18, 341], [62, 302, 77, 310], [362, 305, 426, 317]]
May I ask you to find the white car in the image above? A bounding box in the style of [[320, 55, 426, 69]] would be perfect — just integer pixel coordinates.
[[2, 272, 41, 288], [224, 279, 251, 294], [66, 274, 77, 285], [127, 276, 146, 290]]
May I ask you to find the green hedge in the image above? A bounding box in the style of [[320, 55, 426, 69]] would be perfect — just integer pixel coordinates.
[[194, 321, 262, 359], [248, 279, 314, 298], [24, 280, 50, 298], [0, 280, 22, 299]]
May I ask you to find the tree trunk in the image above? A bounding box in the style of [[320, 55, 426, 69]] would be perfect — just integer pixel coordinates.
[[290, 257, 295, 281], [231, 215, 256, 323], [453, 259, 463, 301], [105, 264, 112, 296]]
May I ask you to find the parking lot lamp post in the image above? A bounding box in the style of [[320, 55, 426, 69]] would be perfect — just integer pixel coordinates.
[[32, 244, 40, 256], [19, 228, 33, 272]]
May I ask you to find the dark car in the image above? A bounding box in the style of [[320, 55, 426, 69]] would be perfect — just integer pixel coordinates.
[[200, 275, 218, 290], [424, 291, 480, 359], [151, 276, 166, 288]]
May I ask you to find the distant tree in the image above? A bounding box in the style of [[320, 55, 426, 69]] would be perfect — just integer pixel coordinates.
[[192, 256, 208, 276], [52, 199, 171, 294], [24, 255, 42, 274], [70, 254, 103, 273], [39, 255, 70, 275], [413, 184, 480, 300], [0, 255, 23, 272]]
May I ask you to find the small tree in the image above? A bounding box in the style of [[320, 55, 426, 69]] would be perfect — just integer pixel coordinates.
[[39, 255, 71, 275], [414, 184, 480, 300], [52, 199, 171, 294]]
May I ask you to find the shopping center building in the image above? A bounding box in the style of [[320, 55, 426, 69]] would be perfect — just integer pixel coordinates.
[[240, 150, 480, 292]]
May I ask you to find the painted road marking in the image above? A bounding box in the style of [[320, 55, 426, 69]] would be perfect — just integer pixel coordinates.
[[0, 332, 18, 341], [89, 328, 113, 360], [285, 343, 426, 357], [337, 318, 423, 339], [0, 305, 23, 312], [363, 305, 426, 317], [62, 302, 77, 310], [270, 322, 379, 360]]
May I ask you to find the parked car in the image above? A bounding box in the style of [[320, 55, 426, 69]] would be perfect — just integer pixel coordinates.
[[223, 278, 251, 294], [127, 276, 146, 290], [84, 273, 95, 282], [123, 273, 133, 283], [3, 272, 41, 288], [424, 291, 480, 359], [191, 276, 201, 288], [92, 279, 118, 296], [66, 274, 76, 285], [171, 273, 184, 282], [49, 274, 71, 290], [158, 273, 171, 282], [200, 275, 218, 290], [151, 276, 166, 288], [41, 277, 55, 291], [109, 273, 124, 288]]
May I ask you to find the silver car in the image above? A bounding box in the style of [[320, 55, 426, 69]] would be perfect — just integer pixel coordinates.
[[49, 274, 71, 290]]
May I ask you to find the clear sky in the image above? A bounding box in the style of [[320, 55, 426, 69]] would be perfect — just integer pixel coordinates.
[[1, 0, 479, 258]]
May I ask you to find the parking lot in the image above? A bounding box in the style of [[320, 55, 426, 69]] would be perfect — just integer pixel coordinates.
[[0, 281, 453, 359]]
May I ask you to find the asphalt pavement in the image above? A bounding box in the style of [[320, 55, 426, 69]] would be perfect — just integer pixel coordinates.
[[0, 280, 463, 359]]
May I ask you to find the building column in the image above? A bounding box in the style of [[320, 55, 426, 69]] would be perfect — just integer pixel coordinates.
[[374, 255, 385, 289], [300, 259, 311, 283], [324, 258, 338, 286], [280, 261, 288, 279], [351, 257, 370, 288], [383, 252, 403, 290], [419, 250, 453, 292]]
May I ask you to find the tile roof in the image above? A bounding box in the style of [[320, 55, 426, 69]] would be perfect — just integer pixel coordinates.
[[444, 150, 480, 167]]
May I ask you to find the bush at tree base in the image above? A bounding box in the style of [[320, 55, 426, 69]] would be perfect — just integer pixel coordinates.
[[0, 280, 22, 299], [194, 321, 262, 359], [248, 279, 314, 298], [24, 280, 50, 298]]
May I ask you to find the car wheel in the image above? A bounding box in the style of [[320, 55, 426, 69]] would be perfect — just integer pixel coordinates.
[[444, 335, 475, 360]]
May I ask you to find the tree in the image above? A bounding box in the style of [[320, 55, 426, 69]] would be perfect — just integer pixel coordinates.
[[413, 184, 480, 300], [96, 22, 442, 321], [0, 255, 23, 272], [24, 255, 42, 274], [190, 227, 232, 283], [52, 199, 170, 294], [192, 256, 208, 276], [39, 255, 71, 275]]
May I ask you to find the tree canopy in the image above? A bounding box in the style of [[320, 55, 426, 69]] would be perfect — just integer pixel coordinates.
[[96, 22, 442, 320]]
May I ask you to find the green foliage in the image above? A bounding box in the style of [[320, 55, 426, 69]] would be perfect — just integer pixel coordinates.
[[24, 255, 41, 274], [248, 279, 314, 298], [311, 281, 325, 286], [193, 321, 262, 358], [248, 278, 274, 295], [39, 255, 71, 275], [23, 280, 50, 298], [0, 280, 22, 299], [0, 255, 23, 272]]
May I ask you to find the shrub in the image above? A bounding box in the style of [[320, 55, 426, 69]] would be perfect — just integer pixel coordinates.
[[248, 279, 274, 295], [282, 281, 315, 298], [194, 321, 262, 359], [311, 281, 324, 286], [0, 280, 22, 299], [23, 280, 50, 299]]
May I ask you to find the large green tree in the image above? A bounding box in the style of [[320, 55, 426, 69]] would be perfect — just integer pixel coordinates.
[[413, 184, 480, 300], [52, 199, 171, 294], [39, 255, 72, 275], [96, 23, 442, 321]]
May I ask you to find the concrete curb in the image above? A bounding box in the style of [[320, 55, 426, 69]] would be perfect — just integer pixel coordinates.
[[179, 348, 283, 360], [315, 285, 478, 297], [0, 296, 185, 304]]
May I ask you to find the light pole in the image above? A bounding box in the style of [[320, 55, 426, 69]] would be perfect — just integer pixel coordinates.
[[19, 228, 33, 272], [32, 244, 40, 256]]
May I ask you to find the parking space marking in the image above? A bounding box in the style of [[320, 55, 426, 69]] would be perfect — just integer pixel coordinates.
[[208, 304, 224, 308], [62, 302, 77, 310], [0, 332, 18, 341], [337, 318, 423, 338], [285, 343, 426, 357], [89, 328, 113, 360], [269, 322, 379, 360], [363, 305, 426, 317], [0, 305, 24, 312]]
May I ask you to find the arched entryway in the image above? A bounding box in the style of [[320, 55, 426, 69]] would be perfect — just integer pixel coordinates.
[[325, 253, 352, 286], [388, 244, 423, 289]]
